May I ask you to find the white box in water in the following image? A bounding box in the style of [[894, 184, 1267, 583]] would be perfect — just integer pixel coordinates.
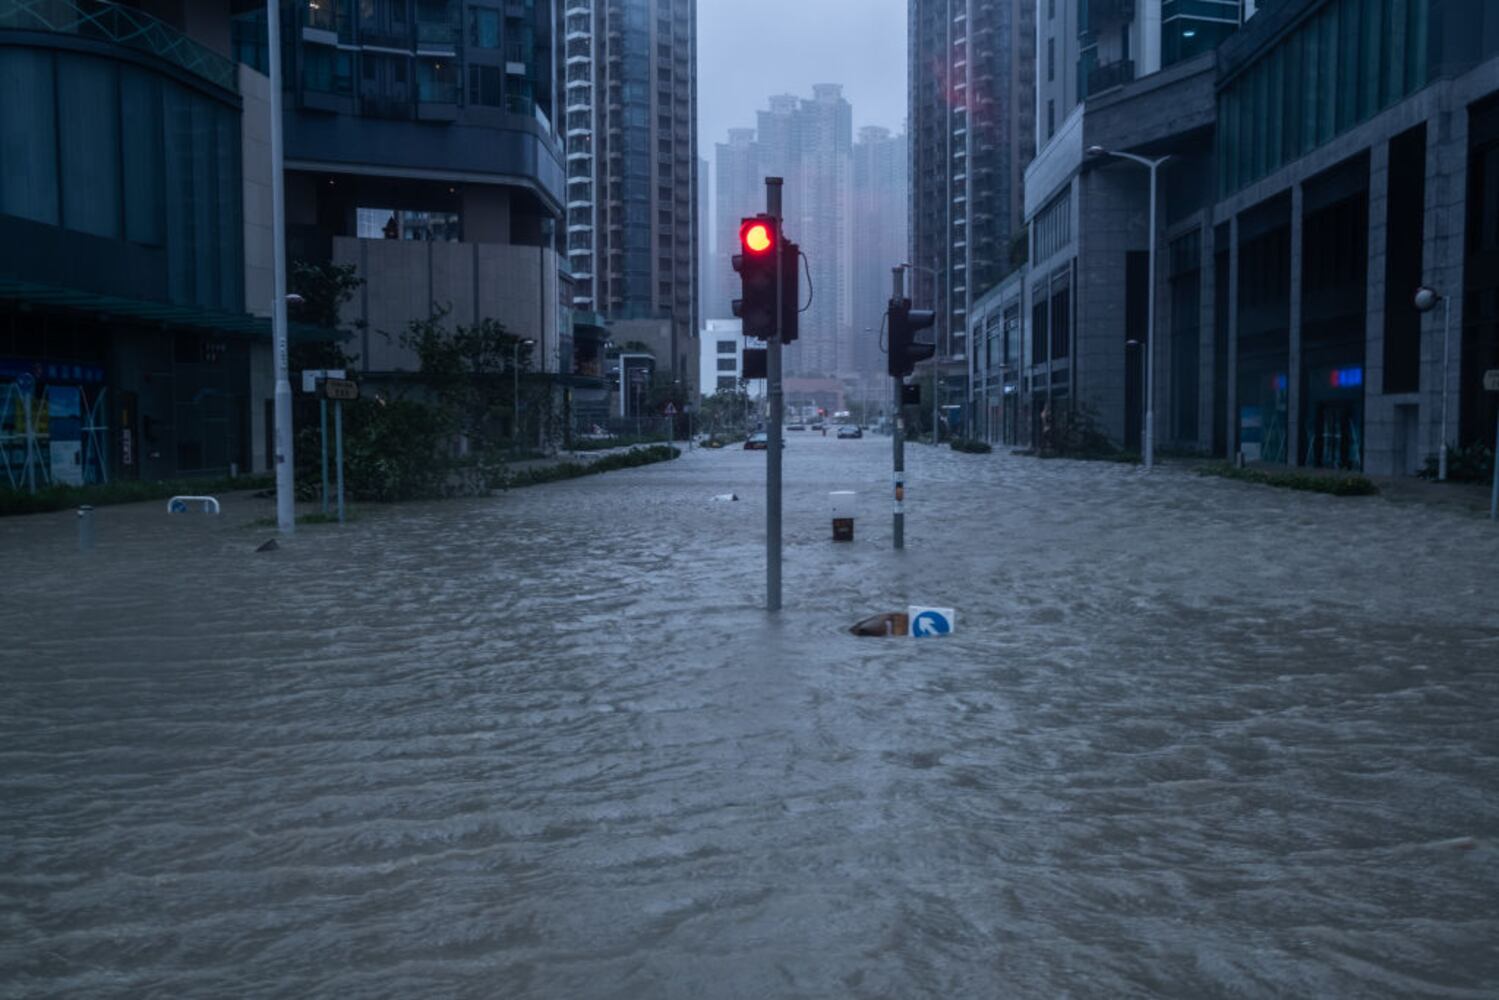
[[829, 491, 857, 517]]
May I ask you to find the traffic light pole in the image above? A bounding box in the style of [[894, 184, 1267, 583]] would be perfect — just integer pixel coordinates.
[[766, 177, 784, 612], [892, 267, 905, 551]]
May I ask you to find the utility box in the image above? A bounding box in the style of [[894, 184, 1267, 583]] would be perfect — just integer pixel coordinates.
[[830, 490, 856, 541]]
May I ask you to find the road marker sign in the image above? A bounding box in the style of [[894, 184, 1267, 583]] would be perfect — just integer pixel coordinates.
[[323, 378, 359, 401], [908, 606, 955, 638]]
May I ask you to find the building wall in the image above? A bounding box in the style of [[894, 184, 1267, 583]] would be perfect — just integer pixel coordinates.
[[333, 237, 562, 375]]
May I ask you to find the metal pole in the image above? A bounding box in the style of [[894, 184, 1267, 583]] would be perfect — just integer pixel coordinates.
[[77, 505, 94, 552], [931, 252, 940, 445], [766, 177, 784, 612], [1439, 295, 1450, 481], [1490, 406, 1498, 521], [893, 266, 905, 550], [1145, 160, 1158, 470], [319, 395, 329, 515], [335, 399, 346, 525], [268, 0, 294, 535], [513, 341, 521, 443]]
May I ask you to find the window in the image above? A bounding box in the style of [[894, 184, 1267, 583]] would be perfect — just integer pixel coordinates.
[[717, 358, 737, 371], [468, 6, 499, 47], [1031, 298, 1048, 365], [1047, 99, 1055, 138], [305, 47, 353, 95], [1047, 38, 1054, 82], [417, 57, 456, 102], [716, 340, 736, 354], [1048, 0, 1055, 17], [717, 376, 737, 391], [1050, 287, 1070, 360]]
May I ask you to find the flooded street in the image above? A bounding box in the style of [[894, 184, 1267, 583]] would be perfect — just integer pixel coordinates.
[[2, 437, 1498, 998]]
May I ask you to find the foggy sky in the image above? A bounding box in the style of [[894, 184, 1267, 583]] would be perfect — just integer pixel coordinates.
[[696, 0, 908, 159]]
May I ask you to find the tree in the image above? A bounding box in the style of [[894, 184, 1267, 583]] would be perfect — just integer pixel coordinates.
[[288, 259, 363, 372], [400, 308, 533, 460]]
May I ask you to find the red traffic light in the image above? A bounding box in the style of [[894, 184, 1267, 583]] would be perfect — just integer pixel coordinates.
[[740, 218, 774, 255]]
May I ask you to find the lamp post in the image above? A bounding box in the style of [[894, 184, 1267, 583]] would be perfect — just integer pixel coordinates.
[[514, 337, 535, 442], [1088, 145, 1170, 469], [268, 0, 294, 533], [1413, 286, 1450, 481]]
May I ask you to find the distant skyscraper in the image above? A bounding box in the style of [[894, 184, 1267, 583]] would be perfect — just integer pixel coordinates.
[[851, 126, 908, 381], [712, 127, 759, 323], [564, 0, 697, 382], [715, 88, 853, 377], [910, 0, 1036, 397]]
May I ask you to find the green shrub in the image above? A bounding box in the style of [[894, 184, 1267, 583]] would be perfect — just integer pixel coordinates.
[[1420, 442, 1493, 483], [948, 438, 993, 454], [0, 474, 274, 517], [1197, 462, 1379, 496], [494, 445, 679, 489], [1038, 403, 1127, 460]]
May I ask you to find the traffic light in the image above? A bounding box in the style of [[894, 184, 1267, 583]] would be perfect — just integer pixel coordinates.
[[887, 297, 936, 377], [732, 215, 778, 339], [779, 240, 800, 343]]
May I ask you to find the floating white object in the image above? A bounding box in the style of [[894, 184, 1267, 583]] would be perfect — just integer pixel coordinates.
[[711, 493, 739, 502], [908, 606, 956, 638]]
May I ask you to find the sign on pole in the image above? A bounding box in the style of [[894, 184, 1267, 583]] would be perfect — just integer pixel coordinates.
[[323, 378, 360, 401], [908, 606, 956, 638], [1483, 369, 1499, 393]]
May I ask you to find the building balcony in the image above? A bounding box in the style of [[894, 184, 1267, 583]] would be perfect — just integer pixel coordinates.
[[0, 0, 238, 91], [1085, 58, 1135, 95], [1079, 0, 1136, 40]]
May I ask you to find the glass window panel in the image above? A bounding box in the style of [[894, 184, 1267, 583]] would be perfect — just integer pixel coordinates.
[[121, 68, 164, 245], [58, 54, 122, 239], [0, 48, 59, 225], [1360, 0, 1383, 120]]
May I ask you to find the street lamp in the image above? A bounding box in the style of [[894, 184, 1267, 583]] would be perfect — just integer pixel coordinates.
[[267, 0, 295, 533], [1088, 145, 1170, 470], [514, 337, 535, 439], [1413, 285, 1450, 481]]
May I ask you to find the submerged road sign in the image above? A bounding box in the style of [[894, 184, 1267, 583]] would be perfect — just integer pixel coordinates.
[[908, 606, 955, 638]]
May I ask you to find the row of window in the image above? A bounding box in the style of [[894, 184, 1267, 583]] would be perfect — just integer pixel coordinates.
[[1218, 0, 1428, 194], [302, 47, 534, 113]]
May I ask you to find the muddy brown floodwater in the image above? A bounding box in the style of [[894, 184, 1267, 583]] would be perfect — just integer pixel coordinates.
[[2, 437, 1497, 998]]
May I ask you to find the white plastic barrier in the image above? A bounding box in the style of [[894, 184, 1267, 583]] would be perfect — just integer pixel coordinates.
[[167, 495, 221, 515]]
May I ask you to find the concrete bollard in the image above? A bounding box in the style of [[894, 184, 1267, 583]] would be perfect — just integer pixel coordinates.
[[830, 490, 856, 542], [77, 505, 94, 551]]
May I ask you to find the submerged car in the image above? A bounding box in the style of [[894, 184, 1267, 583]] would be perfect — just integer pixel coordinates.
[[836, 425, 863, 439]]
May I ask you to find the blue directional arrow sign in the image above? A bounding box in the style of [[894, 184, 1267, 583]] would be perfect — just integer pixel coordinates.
[[909, 606, 956, 638]]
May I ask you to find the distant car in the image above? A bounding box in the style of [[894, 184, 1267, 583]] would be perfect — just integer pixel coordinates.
[[836, 425, 863, 439], [743, 433, 784, 450], [787, 423, 806, 431]]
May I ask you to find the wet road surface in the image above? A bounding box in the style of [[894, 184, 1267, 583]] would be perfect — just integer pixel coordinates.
[[2, 437, 1498, 998]]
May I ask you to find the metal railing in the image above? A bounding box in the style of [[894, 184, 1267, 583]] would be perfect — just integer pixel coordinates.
[[0, 0, 238, 91]]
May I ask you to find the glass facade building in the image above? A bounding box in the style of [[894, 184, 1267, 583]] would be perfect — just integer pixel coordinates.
[[1217, 0, 1429, 194], [0, 0, 278, 487]]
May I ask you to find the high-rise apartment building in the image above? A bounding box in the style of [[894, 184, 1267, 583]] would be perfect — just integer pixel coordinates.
[[1038, 0, 1250, 147], [564, 0, 697, 384], [851, 126, 908, 381], [233, 0, 568, 377], [716, 88, 852, 378], [711, 127, 761, 324], [909, 0, 1036, 423]]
